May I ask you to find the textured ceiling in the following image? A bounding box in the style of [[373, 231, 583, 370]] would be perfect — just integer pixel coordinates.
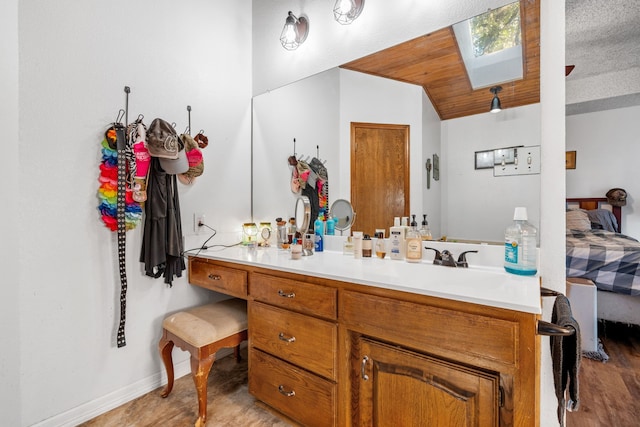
[[565, 0, 640, 115]]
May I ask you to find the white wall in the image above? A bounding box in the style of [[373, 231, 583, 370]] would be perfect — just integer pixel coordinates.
[[566, 105, 640, 238], [339, 70, 428, 224], [252, 68, 340, 225], [0, 0, 21, 425], [441, 104, 542, 242], [422, 92, 443, 239], [15, 0, 252, 425]]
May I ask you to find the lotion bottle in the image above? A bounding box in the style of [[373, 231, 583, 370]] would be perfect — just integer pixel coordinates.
[[389, 217, 406, 260], [405, 214, 423, 263]]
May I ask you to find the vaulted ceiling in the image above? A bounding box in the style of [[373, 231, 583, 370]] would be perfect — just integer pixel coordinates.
[[341, 0, 640, 119], [340, 0, 539, 120]]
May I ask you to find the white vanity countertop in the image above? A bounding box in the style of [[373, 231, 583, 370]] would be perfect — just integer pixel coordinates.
[[192, 246, 541, 315]]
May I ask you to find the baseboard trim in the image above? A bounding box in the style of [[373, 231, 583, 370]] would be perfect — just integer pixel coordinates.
[[32, 347, 235, 427]]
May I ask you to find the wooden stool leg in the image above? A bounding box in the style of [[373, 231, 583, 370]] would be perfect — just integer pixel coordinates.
[[158, 336, 175, 398], [234, 344, 242, 362], [191, 353, 215, 427]]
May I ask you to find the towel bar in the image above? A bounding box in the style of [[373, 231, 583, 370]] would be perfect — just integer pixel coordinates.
[[540, 287, 563, 297], [536, 320, 575, 336]]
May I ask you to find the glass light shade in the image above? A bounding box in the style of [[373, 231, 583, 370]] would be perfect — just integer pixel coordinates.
[[280, 12, 308, 50], [333, 0, 364, 25]]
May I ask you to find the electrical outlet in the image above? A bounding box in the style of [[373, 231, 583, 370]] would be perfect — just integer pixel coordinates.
[[194, 212, 205, 234]]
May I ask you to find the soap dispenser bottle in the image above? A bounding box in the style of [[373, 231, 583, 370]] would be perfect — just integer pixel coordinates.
[[420, 214, 432, 241], [405, 214, 423, 263]]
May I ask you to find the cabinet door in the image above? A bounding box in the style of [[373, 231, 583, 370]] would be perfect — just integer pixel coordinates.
[[356, 338, 500, 427]]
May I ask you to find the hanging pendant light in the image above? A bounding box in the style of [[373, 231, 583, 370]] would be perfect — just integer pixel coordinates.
[[333, 0, 365, 25], [280, 11, 309, 50], [489, 86, 503, 113]]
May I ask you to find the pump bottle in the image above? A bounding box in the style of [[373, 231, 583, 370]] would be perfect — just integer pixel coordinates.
[[405, 214, 423, 263], [504, 207, 537, 275], [420, 214, 432, 241]]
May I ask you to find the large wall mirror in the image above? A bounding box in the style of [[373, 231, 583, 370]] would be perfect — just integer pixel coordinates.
[[252, 0, 541, 243]]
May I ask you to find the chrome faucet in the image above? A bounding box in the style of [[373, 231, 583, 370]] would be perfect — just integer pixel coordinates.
[[424, 247, 478, 268]]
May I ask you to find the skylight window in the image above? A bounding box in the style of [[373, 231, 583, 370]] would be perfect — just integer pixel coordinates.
[[453, 1, 523, 89]]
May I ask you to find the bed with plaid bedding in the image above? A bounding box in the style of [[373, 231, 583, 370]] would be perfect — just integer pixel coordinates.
[[566, 229, 640, 295]]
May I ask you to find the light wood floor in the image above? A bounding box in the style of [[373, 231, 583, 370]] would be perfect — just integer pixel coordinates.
[[82, 322, 639, 426], [567, 321, 640, 427]]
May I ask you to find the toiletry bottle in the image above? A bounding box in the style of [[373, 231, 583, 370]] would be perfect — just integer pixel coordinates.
[[314, 215, 324, 252], [362, 234, 372, 257], [389, 217, 406, 260], [276, 218, 287, 249], [343, 236, 354, 255], [504, 207, 538, 276], [405, 214, 423, 263], [374, 230, 386, 259], [352, 231, 363, 259], [420, 214, 432, 241], [326, 216, 335, 235], [288, 217, 296, 244]]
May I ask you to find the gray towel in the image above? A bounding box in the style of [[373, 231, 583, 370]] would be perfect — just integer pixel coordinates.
[[551, 295, 581, 427]]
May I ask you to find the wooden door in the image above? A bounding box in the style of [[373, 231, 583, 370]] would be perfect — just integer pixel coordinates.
[[355, 338, 500, 427], [350, 123, 409, 236]]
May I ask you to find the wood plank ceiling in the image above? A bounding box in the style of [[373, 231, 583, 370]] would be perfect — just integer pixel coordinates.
[[340, 0, 540, 121]]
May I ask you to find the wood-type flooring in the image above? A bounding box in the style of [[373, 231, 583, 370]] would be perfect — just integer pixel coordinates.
[[82, 322, 639, 426], [567, 321, 640, 427]]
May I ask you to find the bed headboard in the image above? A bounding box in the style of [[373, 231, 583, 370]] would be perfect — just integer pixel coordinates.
[[566, 197, 622, 233]]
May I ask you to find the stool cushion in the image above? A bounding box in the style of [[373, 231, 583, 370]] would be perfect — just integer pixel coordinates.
[[163, 298, 247, 348]]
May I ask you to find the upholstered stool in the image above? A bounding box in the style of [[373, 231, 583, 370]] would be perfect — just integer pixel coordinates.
[[158, 298, 248, 427]]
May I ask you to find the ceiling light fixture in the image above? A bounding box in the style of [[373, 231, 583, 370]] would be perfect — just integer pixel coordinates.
[[280, 11, 309, 50], [489, 86, 503, 113], [333, 0, 365, 25]]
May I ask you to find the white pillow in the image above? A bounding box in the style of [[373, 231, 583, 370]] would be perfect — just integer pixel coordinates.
[[566, 209, 591, 231]]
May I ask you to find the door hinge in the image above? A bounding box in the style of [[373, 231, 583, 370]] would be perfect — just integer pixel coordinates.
[[498, 386, 505, 408]]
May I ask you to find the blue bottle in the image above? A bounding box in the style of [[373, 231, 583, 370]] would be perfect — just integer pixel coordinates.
[[326, 216, 335, 235], [314, 215, 324, 252]]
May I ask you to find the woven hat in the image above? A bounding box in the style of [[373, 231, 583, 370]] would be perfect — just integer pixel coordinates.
[[606, 188, 627, 207]]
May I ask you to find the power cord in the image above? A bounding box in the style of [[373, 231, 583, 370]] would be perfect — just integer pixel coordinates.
[[181, 222, 242, 258]]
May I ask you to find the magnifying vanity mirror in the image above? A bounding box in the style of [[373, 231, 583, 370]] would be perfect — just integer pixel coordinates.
[[330, 199, 355, 235]]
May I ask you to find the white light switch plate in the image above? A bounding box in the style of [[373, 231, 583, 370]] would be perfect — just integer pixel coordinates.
[[493, 145, 540, 176]]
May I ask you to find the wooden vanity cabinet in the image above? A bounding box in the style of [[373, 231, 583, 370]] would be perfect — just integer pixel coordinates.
[[248, 272, 338, 427], [188, 258, 540, 427], [340, 290, 539, 427]]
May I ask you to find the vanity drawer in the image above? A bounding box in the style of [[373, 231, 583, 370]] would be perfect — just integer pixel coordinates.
[[250, 301, 337, 380], [188, 259, 248, 298], [249, 348, 336, 427], [250, 272, 337, 319]]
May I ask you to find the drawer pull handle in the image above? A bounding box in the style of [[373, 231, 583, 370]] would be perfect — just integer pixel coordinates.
[[277, 289, 295, 298], [361, 355, 369, 381], [278, 332, 296, 343], [278, 385, 296, 397], [208, 274, 221, 281]]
